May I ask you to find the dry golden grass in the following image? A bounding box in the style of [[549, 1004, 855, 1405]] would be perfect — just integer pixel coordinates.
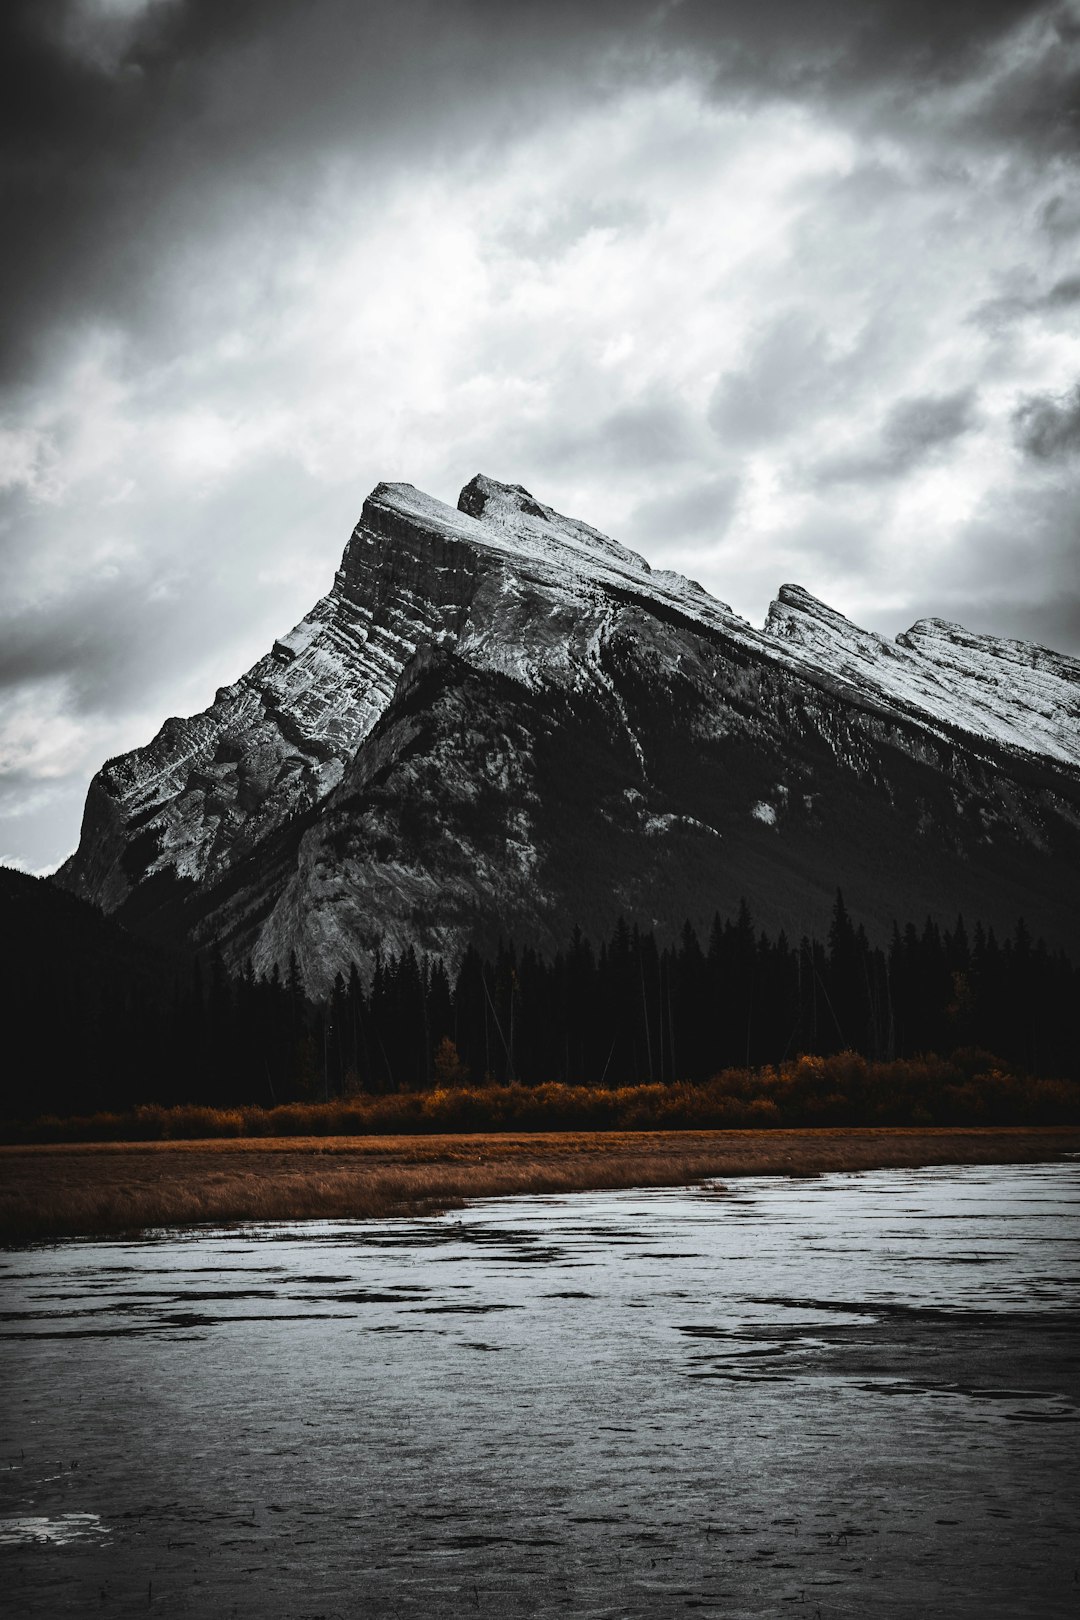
[[2, 1126, 1077, 1244]]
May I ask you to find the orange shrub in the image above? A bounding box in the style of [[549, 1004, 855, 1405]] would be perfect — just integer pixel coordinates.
[[3, 1052, 1078, 1142]]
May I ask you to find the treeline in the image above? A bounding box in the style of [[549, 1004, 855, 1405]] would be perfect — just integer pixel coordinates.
[[302, 900, 1079, 1100], [9, 1053, 1079, 1142], [10, 882, 1079, 1120]]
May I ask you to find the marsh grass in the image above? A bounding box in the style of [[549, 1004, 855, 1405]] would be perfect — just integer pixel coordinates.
[[3, 1126, 1077, 1244]]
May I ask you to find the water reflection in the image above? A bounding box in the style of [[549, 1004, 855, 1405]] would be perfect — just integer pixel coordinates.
[[2, 1161, 1077, 1616]]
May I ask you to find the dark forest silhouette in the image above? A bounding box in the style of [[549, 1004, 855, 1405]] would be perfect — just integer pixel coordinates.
[[8, 870, 1077, 1121]]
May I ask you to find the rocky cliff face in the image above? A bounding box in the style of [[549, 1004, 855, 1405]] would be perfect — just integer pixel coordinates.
[[57, 475, 1080, 992], [764, 584, 1080, 767]]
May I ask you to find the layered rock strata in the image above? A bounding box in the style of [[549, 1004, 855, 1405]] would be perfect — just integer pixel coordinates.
[[57, 475, 1080, 991]]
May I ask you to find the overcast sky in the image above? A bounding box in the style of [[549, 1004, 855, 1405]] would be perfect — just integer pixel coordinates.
[[2, 0, 1079, 872]]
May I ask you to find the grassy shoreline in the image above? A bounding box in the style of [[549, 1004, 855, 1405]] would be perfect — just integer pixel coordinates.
[[2, 1126, 1077, 1245]]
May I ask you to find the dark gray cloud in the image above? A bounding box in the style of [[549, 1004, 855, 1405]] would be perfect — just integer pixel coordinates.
[[0, 559, 240, 713], [895, 474, 1080, 651], [0, 0, 1063, 382], [815, 389, 979, 484], [972, 272, 1080, 329], [1012, 384, 1080, 459], [537, 397, 705, 474], [660, 0, 1077, 163], [883, 390, 978, 461], [1040, 189, 1080, 241], [625, 474, 742, 549], [998, 592, 1080, 650], [1044, 275, 1080, 307], [956, 4, 1080, 155], [708, 312, 847, 446], [0, 446, 336, 710], [0, 0, 630, 380], [653, 0, 1050, 97]]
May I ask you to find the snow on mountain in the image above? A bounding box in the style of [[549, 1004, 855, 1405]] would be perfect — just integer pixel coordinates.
[[59, 475, 756, 913], [764, 584, 1080, 770], [56, 474, 1080, 990], [373, 479, 1080, 769]]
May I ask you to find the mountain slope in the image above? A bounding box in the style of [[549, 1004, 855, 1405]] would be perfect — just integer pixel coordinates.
[[765, 584, 1080, 767], [56, 476, 1080, 991]]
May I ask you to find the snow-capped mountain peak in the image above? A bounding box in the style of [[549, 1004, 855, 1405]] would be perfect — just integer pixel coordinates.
[[56, 474, 1080, 990], [456, 473, 654, 575]]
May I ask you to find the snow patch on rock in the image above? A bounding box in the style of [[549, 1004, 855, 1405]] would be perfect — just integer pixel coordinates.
[[764, 584, 1080, 768]]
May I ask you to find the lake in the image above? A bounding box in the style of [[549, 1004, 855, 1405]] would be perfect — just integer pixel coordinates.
[[2, 1160, 1077, 1617]]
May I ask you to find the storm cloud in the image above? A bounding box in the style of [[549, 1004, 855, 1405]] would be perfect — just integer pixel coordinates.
[[814, 389, 980, 484], [1013, 384, 1080, 459], [2, 0, 1079, 869]]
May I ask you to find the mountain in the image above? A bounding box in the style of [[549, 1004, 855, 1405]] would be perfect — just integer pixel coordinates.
[[56, 475, 1080, 994]]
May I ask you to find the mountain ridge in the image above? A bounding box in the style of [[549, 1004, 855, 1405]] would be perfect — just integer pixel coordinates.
[[56, 475, 1080, 992]]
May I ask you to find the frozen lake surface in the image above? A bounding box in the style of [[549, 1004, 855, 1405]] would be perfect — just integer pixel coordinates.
[[2, 1161, 1077, 1617]]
